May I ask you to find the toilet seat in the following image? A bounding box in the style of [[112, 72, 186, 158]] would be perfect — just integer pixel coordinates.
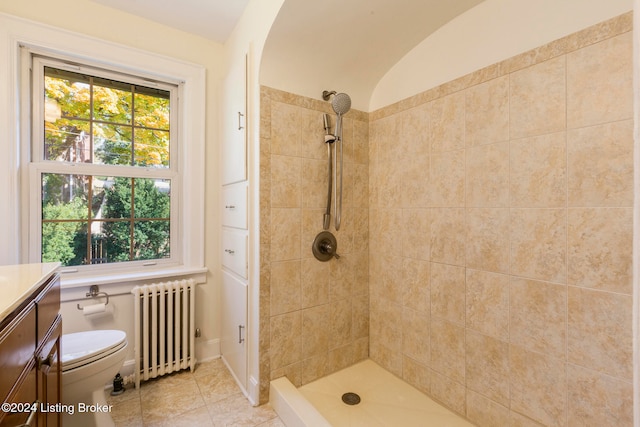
[[62, 330, 127, 371]]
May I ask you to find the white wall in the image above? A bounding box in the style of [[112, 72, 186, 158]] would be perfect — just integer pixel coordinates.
[[0, 0, 223, 365], [370, 0, 633, 110]]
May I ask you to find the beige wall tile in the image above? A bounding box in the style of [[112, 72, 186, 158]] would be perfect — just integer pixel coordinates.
[[328, 344, 356, 373], [510, 132, 567, 208], [430, 149, 465, 206], [402, 258, 430, 313], [431, 262, 466, 324], [301, 258, 329, 308], [374, 258, 403, 303], [510, 278, 566, 358], [351, 119, 370, 165], [373, 208, 403, 254], [401, 103, 430, 158], [430, 319, 465, 383], [402, 150, 430, 208], [329, 252, 355, 301], [510, 345, 567, 426], [510, 208, 567, 283], [510, 56, 566, 139], [301, 304, 330, 359], [567, 120, 633, 207], [567, 364, 633, 426], [271, 154, 302, 208], [402, 208, 430, 260], [270, 208, 301, 261], [271, 101, 301, 156], [430, 208, 466, 265], [467, 389, 510, 427], [377, 160, 404, 208], [376, 113, 403, 164], [466, 208, 510, 273], [301, 108, 330, 161], [465, 269, 509, 340], [465, 76, 509, 147], [567, 207, 632, 294], [351, 163, 369, 208], [351, 208, 369, 252], [567, 32, 633, 128], [430, 370, 466, 416], [370, 297, 403, 352], [301, 354, 328, 385], [330, 298, 353, 348], [270, 311, 302, 371], [369, 340, 402, 377], [301, 208, 324, 259], [465, 331, 510, 405], [301, 158, 327, 209], [402, 307, 430, 364], [429, 92, 465, 152], [466, 141, 509, 207], [568, 286, 632, 380], [402, 356, 431, 396], [270, 260, 301, 315], [352, 294, 369, 339]]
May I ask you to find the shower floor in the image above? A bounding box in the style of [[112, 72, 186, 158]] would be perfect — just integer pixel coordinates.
[[270, 359, 474, 427]]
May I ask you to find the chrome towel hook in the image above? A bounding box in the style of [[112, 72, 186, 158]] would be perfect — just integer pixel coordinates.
[[77, 285, 110, 310]]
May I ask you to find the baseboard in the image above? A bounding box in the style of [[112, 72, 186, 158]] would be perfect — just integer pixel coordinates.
[[114, 338, 220, 388], [196, 338, 220, 363]]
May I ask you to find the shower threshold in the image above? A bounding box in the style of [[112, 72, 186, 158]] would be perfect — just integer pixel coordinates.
[[270, 359, 474, 427]]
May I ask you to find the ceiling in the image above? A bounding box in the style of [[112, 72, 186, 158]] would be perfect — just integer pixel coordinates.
[[261, 0, 485, 110], [91, 0, 250, 43], [91, 0, 486, 110]]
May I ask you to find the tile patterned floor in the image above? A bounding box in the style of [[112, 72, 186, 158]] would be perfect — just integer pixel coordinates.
[[108, 359, 285, 427]]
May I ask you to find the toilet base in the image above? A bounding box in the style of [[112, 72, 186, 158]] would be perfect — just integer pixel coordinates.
[[62, 388, 115, 427]]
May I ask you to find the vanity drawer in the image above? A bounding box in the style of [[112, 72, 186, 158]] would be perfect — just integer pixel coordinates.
[[222, 184, 248, 229], [35, 274, 60, 346], [222, 230, 248, 279], [0, 303, 35, 404]]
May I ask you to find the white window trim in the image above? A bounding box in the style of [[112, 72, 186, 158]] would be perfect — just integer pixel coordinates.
[[29, 56, 180, 274], [0, 14, 206, 286]]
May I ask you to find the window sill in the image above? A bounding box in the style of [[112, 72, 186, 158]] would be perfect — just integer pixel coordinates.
[[59, 267, 209, 289]]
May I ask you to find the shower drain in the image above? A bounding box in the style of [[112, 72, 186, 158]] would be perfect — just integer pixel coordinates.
[[341, 392, 361, 405]]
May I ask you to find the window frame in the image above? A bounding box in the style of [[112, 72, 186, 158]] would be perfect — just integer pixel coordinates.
[[1, 18, 207, 286], [29, 56, 179, 271]]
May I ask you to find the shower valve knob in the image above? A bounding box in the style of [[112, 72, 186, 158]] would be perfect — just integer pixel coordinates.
[[312, 231, 339, 262], [320, 241, 339, 259]]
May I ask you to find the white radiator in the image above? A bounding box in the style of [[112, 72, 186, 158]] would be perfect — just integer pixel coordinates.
[[131, 279, 196, 388]]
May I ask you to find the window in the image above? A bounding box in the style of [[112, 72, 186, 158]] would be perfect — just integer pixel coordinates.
[[31, 56, 178, 269]]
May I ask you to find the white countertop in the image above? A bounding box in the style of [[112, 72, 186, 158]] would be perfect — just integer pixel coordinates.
[[0, 262, 60, 321]]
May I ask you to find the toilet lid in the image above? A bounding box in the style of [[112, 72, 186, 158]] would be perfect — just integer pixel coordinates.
[[62, 330, 127, 370]]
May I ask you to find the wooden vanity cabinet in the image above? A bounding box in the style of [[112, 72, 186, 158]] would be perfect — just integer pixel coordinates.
[[0, 272, 61, 427]]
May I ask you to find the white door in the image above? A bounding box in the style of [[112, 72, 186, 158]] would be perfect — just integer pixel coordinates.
[[221, 270, 247, 389], [221, 53, 247, 185]]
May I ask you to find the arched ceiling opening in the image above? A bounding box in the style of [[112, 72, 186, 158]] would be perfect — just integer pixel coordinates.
[[260, 0, 485, 111]]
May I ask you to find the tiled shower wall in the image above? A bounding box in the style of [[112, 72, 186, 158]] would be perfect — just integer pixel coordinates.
[[259, 88, 370, 400], [260, 12, 633, 425], [368, 12, 633, 426]]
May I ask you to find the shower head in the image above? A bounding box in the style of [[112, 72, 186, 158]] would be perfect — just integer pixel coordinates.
[[332, 93, 351, 115]]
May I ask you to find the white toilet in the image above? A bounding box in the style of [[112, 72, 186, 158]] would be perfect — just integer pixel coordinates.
[[61, 330, 128, 427]]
